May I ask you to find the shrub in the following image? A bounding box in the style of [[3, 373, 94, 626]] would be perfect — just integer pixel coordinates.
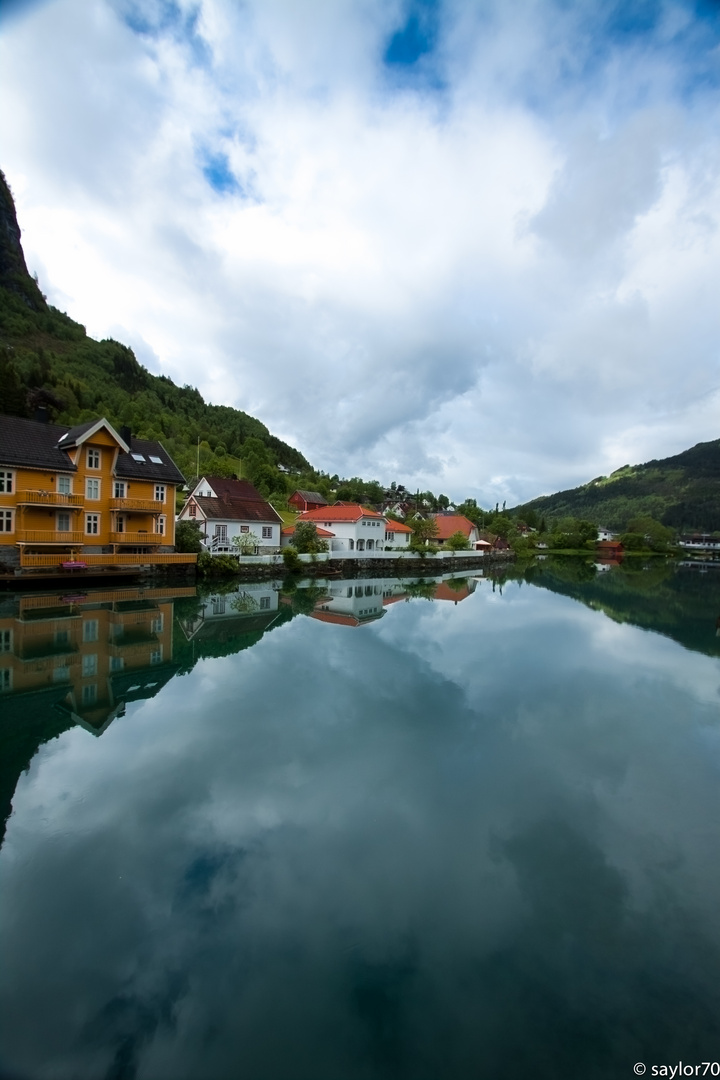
[[198, 552, 240, 578], [446, 530, 470, 551], [175, 520, 203, 553], [282, 546, 303, 572]]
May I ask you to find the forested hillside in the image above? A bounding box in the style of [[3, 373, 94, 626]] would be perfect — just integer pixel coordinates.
[[514, 441, 720, 533], [0, 169, 321, 499]]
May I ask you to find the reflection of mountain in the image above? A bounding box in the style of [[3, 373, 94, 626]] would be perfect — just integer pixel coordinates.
[[524, 559, 720, 658], [0, 585, 195, 846]]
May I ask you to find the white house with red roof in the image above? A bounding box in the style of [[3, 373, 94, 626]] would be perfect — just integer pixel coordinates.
[[178, 476, 282, 551], [430, 513, 480, 547], [282, 504, 387, 552], [384, 519, 413, 548]]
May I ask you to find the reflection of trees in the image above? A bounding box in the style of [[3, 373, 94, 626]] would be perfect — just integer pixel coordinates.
[[523, 559, 720, 658], [404, 580, 438, 601]]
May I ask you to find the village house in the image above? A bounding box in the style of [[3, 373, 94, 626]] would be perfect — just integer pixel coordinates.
[[288, 489, 328, 513], [283, 504, 387, 551], [384, 519, 413, 547], [430, 513, 481, 547], [178, 476, 282, 551], [0, 413, 190, 572]]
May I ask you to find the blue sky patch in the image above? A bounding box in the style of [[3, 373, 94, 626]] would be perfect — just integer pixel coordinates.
[[199, 150, 242, 197], [384, 0, 440, 66]]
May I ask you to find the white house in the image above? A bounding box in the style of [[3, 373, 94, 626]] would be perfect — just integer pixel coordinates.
[[282, 504, 387, 552], [178, 476, 282, 551], [384, 520, 413, 548]]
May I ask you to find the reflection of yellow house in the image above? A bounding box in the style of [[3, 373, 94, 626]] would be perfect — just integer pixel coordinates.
[[0, 414, 197, 574], [0, 586, 193, 734]]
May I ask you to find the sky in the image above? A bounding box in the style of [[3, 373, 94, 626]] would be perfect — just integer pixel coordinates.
[[1, 0, 719, 505]]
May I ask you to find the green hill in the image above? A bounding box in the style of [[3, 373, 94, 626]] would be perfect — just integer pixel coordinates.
[[0, 168, 317, 498], [514, 440, 720, 533]]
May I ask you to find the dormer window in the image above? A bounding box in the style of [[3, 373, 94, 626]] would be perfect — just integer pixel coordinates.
[[87, 449, 100, 469]]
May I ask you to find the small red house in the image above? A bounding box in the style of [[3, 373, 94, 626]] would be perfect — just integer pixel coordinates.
[[288, 489, 328, 513], [596, 540, 624, 557]]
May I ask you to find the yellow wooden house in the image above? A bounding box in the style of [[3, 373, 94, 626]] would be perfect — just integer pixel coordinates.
[[0, 414, 194, 572]]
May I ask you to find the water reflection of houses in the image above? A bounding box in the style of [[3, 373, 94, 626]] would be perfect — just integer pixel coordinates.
[[0, 586, 194, 735], [178, 583, 281, 642], [308, 576, 477, 626]]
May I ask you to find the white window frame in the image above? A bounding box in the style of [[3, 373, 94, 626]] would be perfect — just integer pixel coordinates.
[[87, 448, 101, 469], [85, 513, 100, 535], [0, 470, 14, 494], [83, 620, 99, 643], [81, 683, 98, 705], [262, 526, 272, 539], [154, 484, 166, 503], [86, 478, 100, 500], [114, 481, 127, 498], [0, 509, 14, 534], [82, 654, 98, 677], [57, 475, 72, 495], [155, 515, 166, 536], [115, 514, 126, 534]]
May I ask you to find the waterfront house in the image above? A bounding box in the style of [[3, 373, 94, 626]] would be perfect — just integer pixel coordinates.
[[179, 476, 282, 551], [384, 520, 413, 547], [0, 413, 189, 573], [596, 540, 624, 558], [288, 489, 328, 513], [286, 504, 387, 552]]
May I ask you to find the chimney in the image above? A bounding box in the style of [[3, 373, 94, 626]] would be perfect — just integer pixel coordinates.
[[119, 425, 132, 446], [34, 405, 49, 424]]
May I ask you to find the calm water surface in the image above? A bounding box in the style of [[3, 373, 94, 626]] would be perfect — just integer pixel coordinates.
[[1, 562, 720, 1080]]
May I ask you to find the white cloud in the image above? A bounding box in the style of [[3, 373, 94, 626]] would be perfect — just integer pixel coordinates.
[[1, 0, 719, 502]]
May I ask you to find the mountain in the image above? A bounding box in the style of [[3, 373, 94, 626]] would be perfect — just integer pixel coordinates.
[[513, 440, 720, 533], [0, 168, 314, 495]]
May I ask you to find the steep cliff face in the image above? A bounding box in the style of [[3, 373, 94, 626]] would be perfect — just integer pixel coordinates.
[[0, 169, 47, 311]]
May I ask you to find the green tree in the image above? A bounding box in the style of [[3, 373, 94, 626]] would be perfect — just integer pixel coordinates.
[[292, 521, 329, 554], [446, 530, 470, 551], [175, 520, 203, 553], [232, 531, 260, 555], [410, 517, 439, 547]]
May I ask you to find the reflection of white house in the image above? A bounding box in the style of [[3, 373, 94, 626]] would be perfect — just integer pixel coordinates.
[[311, 579, 388, 627], [179, 583, 280, 639], [282, 504, 387, 552], [178, 476, 282, 551]]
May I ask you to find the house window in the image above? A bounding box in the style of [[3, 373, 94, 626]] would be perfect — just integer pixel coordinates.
[[154, 485, 166, 503], [86, 513, 100, 535], [215, 525, 227, 540], [110, 656, 124, 672], [87, 449, 100, 469], [0, 510, 14, 533], [57, 512, 71, 532], [82, 683, 97, 705], [259, 596, 270, 610], [240, 525, 249, 533], [86, 478, 100, 500], [83, 620, 99, 643], [212, 599, 226, 615], [53, 666, 70, 683], [57, 476, 71, 495], [150, 615, 164, 634], [115, 515, 126, 533], [0, 629, 11, 653], [150, 647, 163, 665], [188, 503, 196, 517], [155, 516, 166, 536], [0, 668, 11, 693], [262, 526, 272, 539], [114, 481, 126, 498], [0, 470, 14, 493], [387, 531, 395, 541], [82, 654, 98, 677]]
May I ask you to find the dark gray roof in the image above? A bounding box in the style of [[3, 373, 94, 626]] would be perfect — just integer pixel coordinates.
[[57, 421, 98, 449], [0, 415, 76, 471], [293, 489, 327, 503], [115, 437, 185, 484], [0, 414, 184, 484]]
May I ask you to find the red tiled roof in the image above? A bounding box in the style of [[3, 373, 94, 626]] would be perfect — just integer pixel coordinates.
[[434, 582, 471, 602], [299, 504, 383, 523], [385, 520, 413, 533], [431, 514, 477, 540], [281, 525, 335, 537]]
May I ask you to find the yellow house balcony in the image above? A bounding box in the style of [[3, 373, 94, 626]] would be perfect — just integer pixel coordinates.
[[110, 497, 165, 513], [16, 490, 84, 507], [16, 529, 85, 544], [110, 531, 164, 545]]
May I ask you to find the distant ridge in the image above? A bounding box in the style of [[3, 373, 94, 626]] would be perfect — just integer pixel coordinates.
[[514, 439, 720, 533]]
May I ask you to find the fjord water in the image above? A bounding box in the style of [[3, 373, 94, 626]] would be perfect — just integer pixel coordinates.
[[2, 564, 720, 1080]]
